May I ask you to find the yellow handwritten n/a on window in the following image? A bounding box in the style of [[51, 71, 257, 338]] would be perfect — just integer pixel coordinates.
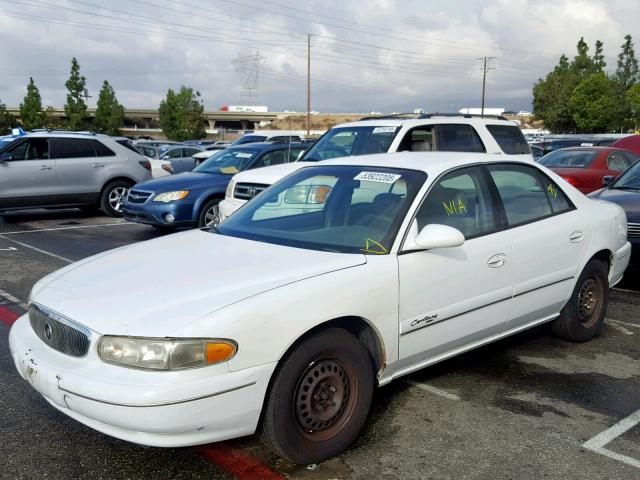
[[442, 199, 467, 216]]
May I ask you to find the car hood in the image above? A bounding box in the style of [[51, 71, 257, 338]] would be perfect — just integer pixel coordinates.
[[134, 171, 228, 192], [589, 188, 640, 222], [31, 229, 366, 335], [232, 162, 314, 185]]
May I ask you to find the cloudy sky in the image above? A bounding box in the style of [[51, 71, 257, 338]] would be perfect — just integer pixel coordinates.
[[0, 0, 638, 113]]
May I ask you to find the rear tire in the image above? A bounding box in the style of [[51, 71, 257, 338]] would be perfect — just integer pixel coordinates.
[[261, 328, 374, 464], [552, 258, 609, 342], [100, 180, 132, 217]]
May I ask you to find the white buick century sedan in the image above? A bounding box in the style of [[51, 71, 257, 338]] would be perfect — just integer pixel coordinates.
[[10, 153, 631, 464]]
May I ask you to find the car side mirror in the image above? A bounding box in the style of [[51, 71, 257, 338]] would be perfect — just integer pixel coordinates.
[[161, 155, 170, 160], [602, 175, 615, 186], [403, 222, 465, 251], [0, 154, 14, 163]]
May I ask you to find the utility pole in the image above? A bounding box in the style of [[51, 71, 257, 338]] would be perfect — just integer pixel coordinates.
[[307, 34, 311, 136], [479, 56, 495, 116]]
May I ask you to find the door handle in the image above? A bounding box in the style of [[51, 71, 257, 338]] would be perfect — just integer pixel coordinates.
[[487, 253, 507, 268], [39, 165, 52, 170], [569, 231, 584, 243], [91, 163, 105, 168]]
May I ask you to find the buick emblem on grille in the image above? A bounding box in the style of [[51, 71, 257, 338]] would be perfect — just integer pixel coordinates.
[[247, 187, 256, 196], [44, 322, 53, 341]]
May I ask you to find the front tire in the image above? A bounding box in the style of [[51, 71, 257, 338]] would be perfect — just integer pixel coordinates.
[[198, 199, 221, 228], [261, 328, 374, 464], [100, 180, 131, 217], [552, 258, 609, 342]]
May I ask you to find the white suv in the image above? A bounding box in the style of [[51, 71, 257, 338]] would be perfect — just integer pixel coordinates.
[[219, 115, 532, 221]]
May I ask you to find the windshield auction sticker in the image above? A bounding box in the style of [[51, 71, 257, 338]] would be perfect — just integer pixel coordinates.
[[354, 171, 401, 184], [372, 126, 397, 134]]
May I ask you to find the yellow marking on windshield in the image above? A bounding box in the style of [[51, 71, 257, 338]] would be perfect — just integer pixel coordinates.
[[361, 238, 388, 255], [220, 167, 239, 174], [547, 184, 558, 198]]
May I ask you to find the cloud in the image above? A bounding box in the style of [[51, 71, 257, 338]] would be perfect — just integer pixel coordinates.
[[0, 0, 638, 113]]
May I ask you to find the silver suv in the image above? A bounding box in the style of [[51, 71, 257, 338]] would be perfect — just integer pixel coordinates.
[[0, 132, 152, 217]]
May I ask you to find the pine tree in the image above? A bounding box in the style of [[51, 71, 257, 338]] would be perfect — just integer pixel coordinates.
[[64, 57, 88, 131], [19, 77, 44, 131], [571, 37, 595, 77], [616, 34, 639, 90], [0, 98, 16, 134], [592, 40, 606, 72], [158, 86, 206, 141], [94, 80, 124, 135]]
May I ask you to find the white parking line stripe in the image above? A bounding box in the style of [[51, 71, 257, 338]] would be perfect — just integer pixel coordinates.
[[608, 319, 640, 329], [0, 221, 132, 235], [606, 320, 635, 336], [583, 408, 640, 470], [404, 379, 461, 400], [0, 235, 73, 263], [0, 287, 26, 309]]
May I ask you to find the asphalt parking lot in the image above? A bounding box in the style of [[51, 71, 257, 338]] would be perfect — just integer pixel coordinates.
[[1, 210, 639, 480]]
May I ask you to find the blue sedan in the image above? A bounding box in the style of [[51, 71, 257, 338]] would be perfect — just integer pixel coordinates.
[[123, 142, 307, 230]]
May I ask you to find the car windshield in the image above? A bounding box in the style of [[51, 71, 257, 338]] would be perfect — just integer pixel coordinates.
[[216, 165, 426, 254], [538, 149, 598, 168], [300, 126, 400, 162], [232, 135, 267, 145], [611, 160, 640, 190], [193, 148, 257, 174]]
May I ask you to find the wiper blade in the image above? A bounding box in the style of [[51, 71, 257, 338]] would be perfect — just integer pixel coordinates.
[[612, 186, 640, 191]]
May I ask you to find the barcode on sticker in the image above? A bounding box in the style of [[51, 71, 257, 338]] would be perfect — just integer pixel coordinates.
[[354, 171, 401, 184]]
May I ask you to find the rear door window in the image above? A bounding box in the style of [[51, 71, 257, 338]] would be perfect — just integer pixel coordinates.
[[434, 124, 486, 153], [486, 125, 531, 154], [93, 140, 115, 157], [488, 164, 557, 226], [53, 138, 97, 159]]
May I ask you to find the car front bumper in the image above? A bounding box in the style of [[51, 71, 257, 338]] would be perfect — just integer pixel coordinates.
[[9, 314, 275, 447], [122, 199, 196, 228], [610, 241, 632, 286], [218, 198, 247, 222]]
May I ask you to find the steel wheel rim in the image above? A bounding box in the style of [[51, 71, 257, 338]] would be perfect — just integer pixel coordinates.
[[203, 205, 220, 227], [294, 358, 358, 441], [108, 186, 128, 213], [577, 277, 602, 327]]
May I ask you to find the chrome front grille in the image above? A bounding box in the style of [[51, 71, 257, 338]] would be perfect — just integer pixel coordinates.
[[127, 190, 153, 204], [234, 183, 269, 200], [29, 304, 90, 357], [628, 222, 640, 238]]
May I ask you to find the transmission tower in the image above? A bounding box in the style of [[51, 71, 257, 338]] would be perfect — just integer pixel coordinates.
[[232, 51, 266, 105]]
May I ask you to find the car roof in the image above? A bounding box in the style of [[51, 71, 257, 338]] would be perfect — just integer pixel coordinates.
[[316, 151, 532, 174], [554, 146, 630, 152], [227, 142, 307, 151], [334, 116, 519, 129], [22, 131, 111, 140]]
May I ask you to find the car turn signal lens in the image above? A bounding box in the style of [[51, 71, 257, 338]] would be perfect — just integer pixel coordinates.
[[206, 342, 237, 364]]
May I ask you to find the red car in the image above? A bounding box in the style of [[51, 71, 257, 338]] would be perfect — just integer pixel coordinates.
[[611, 134, 640, 155], [538, 146, 640, 194]]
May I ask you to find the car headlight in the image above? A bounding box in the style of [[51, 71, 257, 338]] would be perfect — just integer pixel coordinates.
[[98, 336, 237, 370], [153, 191, 190, 202], [225, 179, 235, 199]]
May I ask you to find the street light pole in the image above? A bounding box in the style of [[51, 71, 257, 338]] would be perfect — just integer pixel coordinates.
[[307, 34, 311, 136]]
